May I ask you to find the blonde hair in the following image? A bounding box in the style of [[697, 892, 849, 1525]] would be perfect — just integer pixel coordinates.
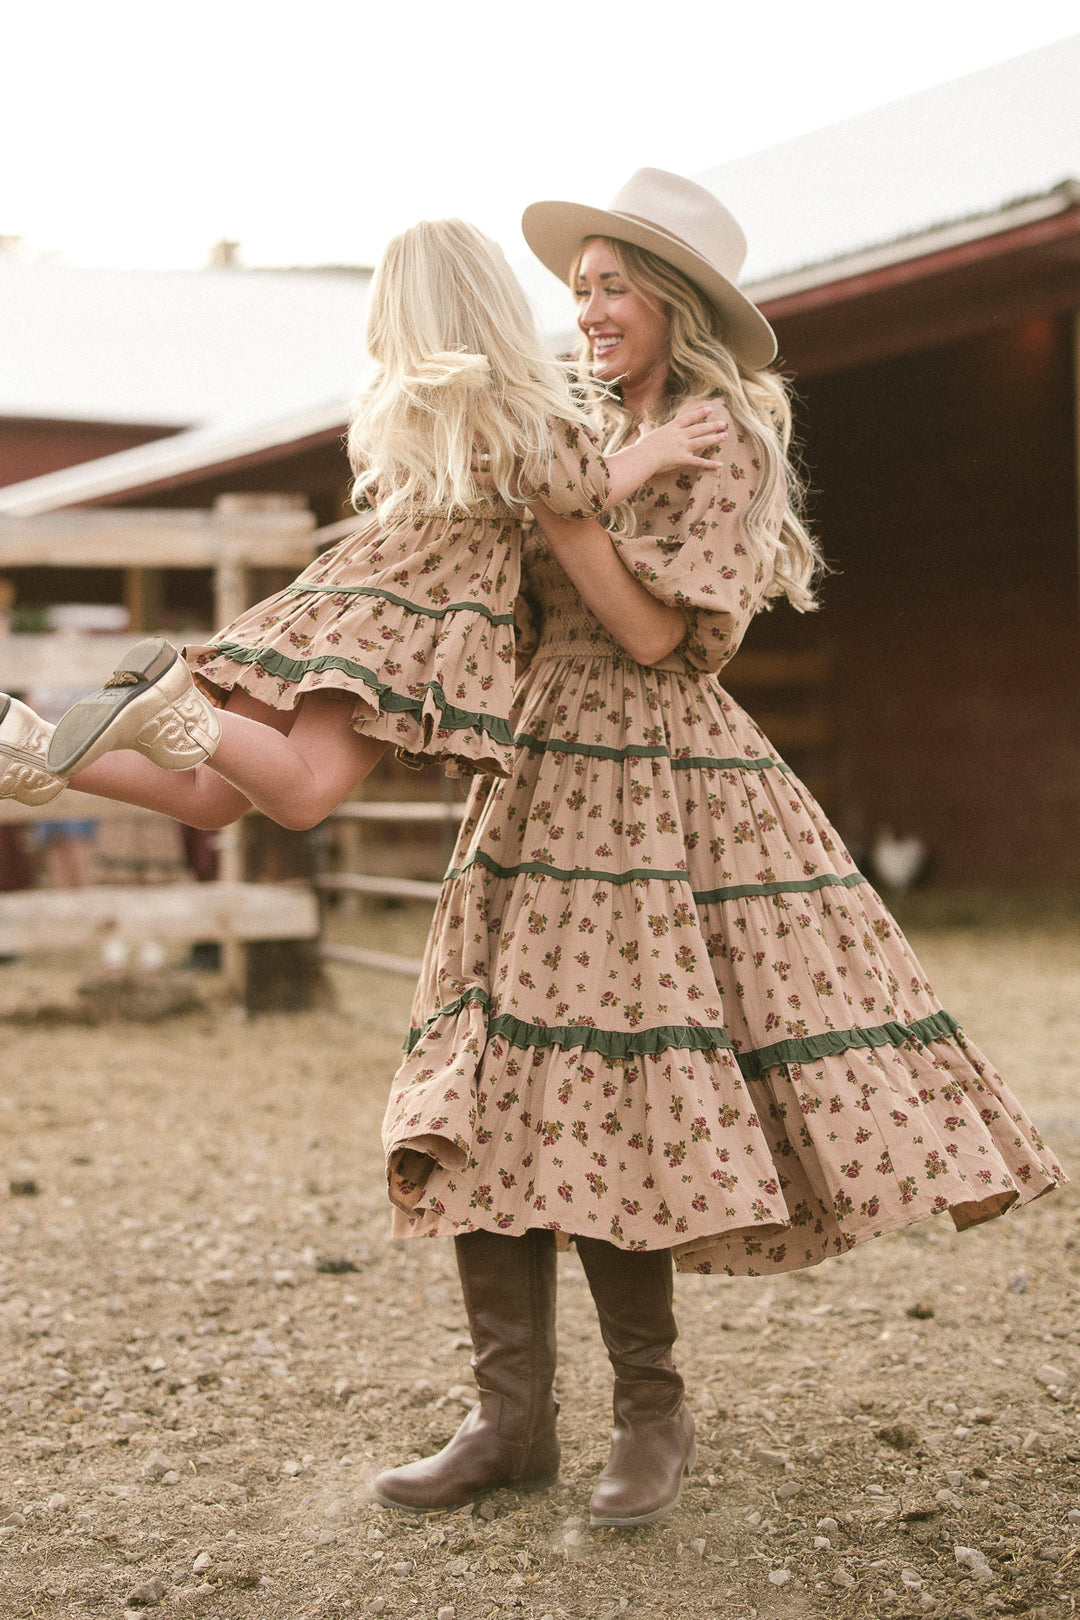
[[349, 219, 594, 523], [573, 238, 823, 613]]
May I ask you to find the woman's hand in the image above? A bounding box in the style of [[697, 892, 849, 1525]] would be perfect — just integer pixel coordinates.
[[604, 404, 726, 505], [638, 403, 728, 472]]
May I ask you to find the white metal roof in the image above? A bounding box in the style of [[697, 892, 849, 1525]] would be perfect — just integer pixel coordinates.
[[1, 262, 373, 427], [518, 33, 1080, 345], [3, 36, 1078, 515]]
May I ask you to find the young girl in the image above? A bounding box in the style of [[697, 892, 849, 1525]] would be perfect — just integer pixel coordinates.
[[0, 219, 725, 831]]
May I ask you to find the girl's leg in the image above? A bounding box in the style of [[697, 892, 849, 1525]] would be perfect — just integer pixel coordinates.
[[45, 640, 385, 830], [201, 690, 386, 830], [70, 689, 385, 831]]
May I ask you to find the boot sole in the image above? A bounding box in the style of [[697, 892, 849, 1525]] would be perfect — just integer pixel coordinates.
[[373, 1468, 560, 1515], [46, 638, 180, 776], [588, 1440, 697, 1530]]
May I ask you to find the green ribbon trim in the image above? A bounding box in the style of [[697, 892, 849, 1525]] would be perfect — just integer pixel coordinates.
[[206, 640, 514, 744], [283, 582, 514, 627], [694, 871, 865, 904], [733, 1010, 963, 1079], [404, 987, 734, 1059], [443, 848, 868, 907], [404, 993, 963, 1078], [514, 731, 790, 774], [444, 849, 690, 888]]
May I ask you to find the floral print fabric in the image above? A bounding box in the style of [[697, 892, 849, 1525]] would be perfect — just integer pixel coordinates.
[[382, 433, 1063, 1277], [188, 421, 610, 778]]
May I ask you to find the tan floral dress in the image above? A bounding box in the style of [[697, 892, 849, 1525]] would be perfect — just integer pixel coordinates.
[[188, 422, 610, 778], [382, 431, 1063, 1276]]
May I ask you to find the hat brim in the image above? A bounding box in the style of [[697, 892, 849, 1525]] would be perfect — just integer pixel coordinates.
[[521, 199, 777, 371]]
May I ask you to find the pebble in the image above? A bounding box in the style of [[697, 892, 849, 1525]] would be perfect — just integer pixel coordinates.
[[833, 1569, 856, 1588], [817, 1517, 839, 1533], [125, 1577, 167, 1606], [281, 1460, 302, 1477], [436, 1609, 456, 1620], [752, 1446, 789, 1468], [1035, 1363, 1068, 1387], [140, 1450, 179, 1481], [46, 1493, 68, 1512], [690, 1538, 707, 1558], [768, 1569, 791, 1586], [776, 1480, 802, 1501], [944, 1470, 965, 1489], [192, 1552, 212, 1573], [390, 1561, 413, 1575], [952, 1542, 997, 1581], [900, 1568, 924, 1590], [813, 1536, 831, 1550], [1008, 1271, 1028, 1293]]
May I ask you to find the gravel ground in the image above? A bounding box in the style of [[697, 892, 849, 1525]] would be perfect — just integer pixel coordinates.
[[1, 896, 1078, 1620]]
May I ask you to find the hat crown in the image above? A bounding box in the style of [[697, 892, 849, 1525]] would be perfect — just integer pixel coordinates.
[[607, 168, 748, 285]]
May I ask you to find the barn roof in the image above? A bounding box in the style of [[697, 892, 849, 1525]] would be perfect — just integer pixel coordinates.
[[1, 262, 372, 428], [2, 35, 1078, 515]]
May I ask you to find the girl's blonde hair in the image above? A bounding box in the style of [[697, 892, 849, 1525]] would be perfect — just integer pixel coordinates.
[[573, 238, 823, 612], [349, 219, 594, 523]]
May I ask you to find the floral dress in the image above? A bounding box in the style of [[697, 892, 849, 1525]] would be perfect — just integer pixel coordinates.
[[188, 422, 610, 778], [381, 431, 1063, 1276]]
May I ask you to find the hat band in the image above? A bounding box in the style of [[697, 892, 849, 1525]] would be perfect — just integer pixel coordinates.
[[601, 210, 736, 284]]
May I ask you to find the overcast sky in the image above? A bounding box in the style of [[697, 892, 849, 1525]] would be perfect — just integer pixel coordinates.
[[4, 1, 1078, 271]]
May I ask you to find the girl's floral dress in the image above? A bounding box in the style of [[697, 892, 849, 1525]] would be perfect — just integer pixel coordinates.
[[382, 430, 1064, 1276], [188, 423, 610, 778]]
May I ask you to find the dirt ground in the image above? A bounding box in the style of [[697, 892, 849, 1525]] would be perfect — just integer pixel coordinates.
[[1, 893, 1079, 1620]]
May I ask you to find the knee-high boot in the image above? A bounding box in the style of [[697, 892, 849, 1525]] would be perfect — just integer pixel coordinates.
[[373, 1228, 560, 1512], [575, 1237, 696, 1528]]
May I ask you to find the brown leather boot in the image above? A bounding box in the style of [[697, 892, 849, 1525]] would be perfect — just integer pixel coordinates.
[[575, 1237, 696, 1528], [373, 1228, 559, 1512]]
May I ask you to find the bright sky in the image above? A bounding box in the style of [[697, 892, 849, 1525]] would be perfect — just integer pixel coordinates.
[[4, 1, 1079, 271]]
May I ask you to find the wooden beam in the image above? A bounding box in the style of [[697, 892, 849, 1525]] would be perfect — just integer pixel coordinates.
[[0, 508, 317, 571], [0, 880, 318, 952]]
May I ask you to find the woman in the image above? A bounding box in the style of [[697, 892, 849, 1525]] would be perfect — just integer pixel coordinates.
[[374, 170, 1063, 1527]]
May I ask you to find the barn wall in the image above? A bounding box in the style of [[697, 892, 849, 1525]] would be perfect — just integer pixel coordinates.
[[0, 418, 175, 488], [783, 314, 1080, 886]]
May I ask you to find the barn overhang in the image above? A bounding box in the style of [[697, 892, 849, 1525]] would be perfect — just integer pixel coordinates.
[[753, 183, 1080, 376]]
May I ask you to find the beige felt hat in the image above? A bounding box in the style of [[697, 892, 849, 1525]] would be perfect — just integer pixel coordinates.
[[521, 167, 776, 370]]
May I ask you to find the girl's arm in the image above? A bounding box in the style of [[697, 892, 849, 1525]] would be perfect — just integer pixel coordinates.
[[529, 505, 686, 667], [604, 404, 726, 507]]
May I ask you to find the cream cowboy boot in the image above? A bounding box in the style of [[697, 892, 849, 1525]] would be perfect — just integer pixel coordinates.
[[46, 638, 222, 777], [0, 695, 67, 805]]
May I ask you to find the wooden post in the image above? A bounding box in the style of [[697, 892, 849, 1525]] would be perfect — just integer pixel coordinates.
[[1075, 311, 1080, 616]]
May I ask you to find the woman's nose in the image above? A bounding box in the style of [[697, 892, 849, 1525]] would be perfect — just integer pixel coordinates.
[[577, 288, 604, 330]]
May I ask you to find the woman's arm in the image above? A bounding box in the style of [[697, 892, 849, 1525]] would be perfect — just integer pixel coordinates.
[[529, 504, 686, 666]]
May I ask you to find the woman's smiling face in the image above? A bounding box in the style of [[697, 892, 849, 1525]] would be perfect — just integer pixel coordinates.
[[574, 239, 672, 412]]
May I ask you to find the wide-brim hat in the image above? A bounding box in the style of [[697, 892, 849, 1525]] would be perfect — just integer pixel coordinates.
[[521, 167, 777, 371]]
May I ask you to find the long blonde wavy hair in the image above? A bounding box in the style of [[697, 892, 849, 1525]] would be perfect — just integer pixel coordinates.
[[573, 238, 823, 612], [349, 219, 595, 523]]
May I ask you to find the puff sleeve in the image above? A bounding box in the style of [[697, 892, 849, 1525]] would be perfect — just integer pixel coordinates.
[[521, 419, 611, 518], [611, 432, 781, 674]]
